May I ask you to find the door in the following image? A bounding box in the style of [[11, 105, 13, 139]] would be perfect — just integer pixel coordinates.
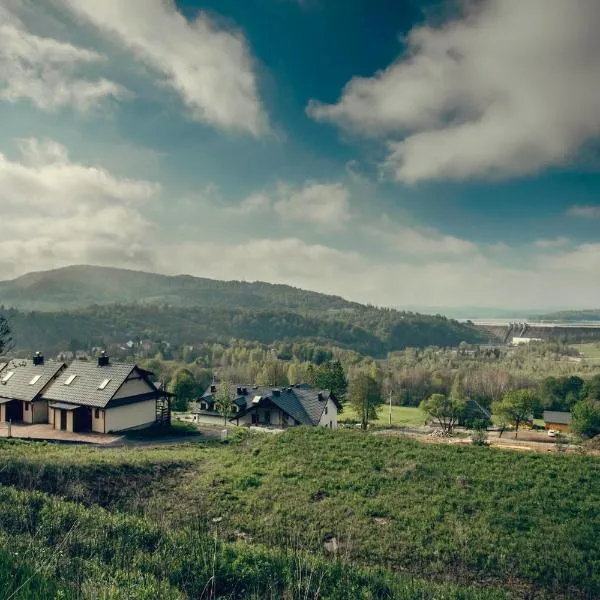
[[60, 410, 67, 431]]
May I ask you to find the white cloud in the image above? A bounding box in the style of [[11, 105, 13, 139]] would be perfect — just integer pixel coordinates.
[[225, 193, 271, 216], [367, 216, 476, 256], [274, 182, 351, 229], [0, 4, 125, 112], [308, 0, 600, 182], [533, 237, 569, 249], [567, 205, 600, 219], [0, 138, 158, 278], [59, 0, 268, 134]]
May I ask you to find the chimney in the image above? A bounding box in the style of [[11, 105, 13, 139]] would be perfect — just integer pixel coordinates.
[[98, 351, 110, 367], [32, 352, 44, 366], [210, 385, 217, 393], [242, 387, 248, 395], [272, 389, 281, 397], [286, 387, 292, 393], [236, 387, 243, 395], [318, 392, 324, 401]]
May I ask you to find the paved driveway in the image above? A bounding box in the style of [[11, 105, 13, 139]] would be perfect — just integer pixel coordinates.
[[0, 423, 122, 445]]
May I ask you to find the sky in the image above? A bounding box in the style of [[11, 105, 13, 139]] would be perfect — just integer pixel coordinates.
[[1, 0, 600, 311]]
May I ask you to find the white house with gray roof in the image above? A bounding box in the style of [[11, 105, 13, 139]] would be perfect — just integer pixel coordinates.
[[0, 353, 66, 424], [41, 352, 170, 433], [193, 384, 340, 429]]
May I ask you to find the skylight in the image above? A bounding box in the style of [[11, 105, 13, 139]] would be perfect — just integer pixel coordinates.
[[98, 378, 111, 390], [1, 371, 14, 383], [64, 374, 77, 386], [29, 374, 42, 385]]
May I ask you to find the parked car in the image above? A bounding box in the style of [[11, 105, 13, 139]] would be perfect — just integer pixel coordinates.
[[547, 429, 557, 438]]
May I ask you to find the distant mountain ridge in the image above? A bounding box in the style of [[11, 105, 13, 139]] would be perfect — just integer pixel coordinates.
[[0, 265, 359, 312], [0, 266, 490, 356]]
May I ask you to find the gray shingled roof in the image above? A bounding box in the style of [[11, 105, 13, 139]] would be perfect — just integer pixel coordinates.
[[0, 359, 65, 402], [42, 361, 153, 409], [543, 411, 572, 425], [195, 384, 335, 426]]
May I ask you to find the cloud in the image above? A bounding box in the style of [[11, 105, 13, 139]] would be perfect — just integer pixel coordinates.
[[0, 138, 158, 278], [274, 182, 351, 229], [0, 4, 125, 112], [533, 237, 569, 249], [567, 205, 600, 219], [59, 0, 268, 135], [225, 193, 271, 216], [308, 0, 600, 183], [366, 216, 476, 256]]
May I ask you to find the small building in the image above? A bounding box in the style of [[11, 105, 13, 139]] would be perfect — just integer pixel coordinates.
[[0, 354, 66, 424], [512, 337, 543, 346], [42, 352, 170, 433], [543, 410, 572, 432], [193, 384, 340, 429]]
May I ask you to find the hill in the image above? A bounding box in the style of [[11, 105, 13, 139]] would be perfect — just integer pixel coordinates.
[[0, 265, 358, 312], [0, 266, 489, 356], [0, 429, 597, 598]]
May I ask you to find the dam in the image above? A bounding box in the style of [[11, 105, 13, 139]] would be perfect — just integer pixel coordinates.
[[471, 320, 600, 344]]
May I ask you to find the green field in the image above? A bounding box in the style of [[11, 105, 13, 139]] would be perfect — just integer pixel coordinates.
[[340, 405, 426, 427], [573, 342, 600, 364], [0, 430, 598, 599]]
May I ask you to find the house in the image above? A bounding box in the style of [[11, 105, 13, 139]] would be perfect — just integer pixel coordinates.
[[0, 354, 66, 424], [193, 383, 340, 429], [42, 352, 171, 433], [543, 410, 572, 432]]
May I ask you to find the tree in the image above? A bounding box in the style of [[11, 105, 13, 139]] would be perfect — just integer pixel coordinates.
[[571, 400, 600, 438], [214, 381, 235, 427], [348, 373, 382, 430], [0, 315, 12, 355], [313, 360, 348, 404], [492, 389, 535, 438], [420, 393, 466, 434], [168, 368, 199, 411], [256, 360, 289, 387]]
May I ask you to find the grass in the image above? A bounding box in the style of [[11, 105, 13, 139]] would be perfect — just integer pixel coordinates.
[[0, 430, 598, 598], [572, 342, 600, 364], [340, 405, 426, 427]]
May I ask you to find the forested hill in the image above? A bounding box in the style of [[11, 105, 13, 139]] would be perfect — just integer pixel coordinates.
[[0, 266, 489, 356], [3, 305, 488, 358], [535, 309, 600, 322], [0, 265, 359, 312]]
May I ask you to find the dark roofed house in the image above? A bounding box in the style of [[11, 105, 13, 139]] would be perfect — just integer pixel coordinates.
[[42, 352, 170, 433], [193, 384, 341, 429], [0, 354, 66, 424], [543, 410, 572, 432]]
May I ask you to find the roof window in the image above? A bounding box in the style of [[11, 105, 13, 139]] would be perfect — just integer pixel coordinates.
[[1, 371, 14, 383], [29, 374, 42, 385], [64, 374, 77, 386], [98, 378, 111, 390]]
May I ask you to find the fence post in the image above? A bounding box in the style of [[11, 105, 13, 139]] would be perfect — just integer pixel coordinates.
[[7, 419, 11, 438]]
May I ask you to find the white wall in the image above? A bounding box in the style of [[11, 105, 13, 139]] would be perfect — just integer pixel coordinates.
[[104, 399, 156, 432], [112, 375, 155, 400], [91, 408, 105, 433], [194, 413, 228, 426], [32, 400, 48, 424], [318, 398, 338, 429], [236, 408, 284, 427]]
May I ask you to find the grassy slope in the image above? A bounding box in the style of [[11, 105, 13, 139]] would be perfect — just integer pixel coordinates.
[[572, 342, 600, 364], [0, 432, 598, 598]]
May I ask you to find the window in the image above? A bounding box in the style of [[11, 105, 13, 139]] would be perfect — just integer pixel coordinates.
[[64, 374, 77, 386], [25, 402, 30, 412], [324, 406, 328, 415], [98, 378, 111, 390], [1, 371, 14, 383], [330, 420, 333, 428], [95, 408, 101, 419], [29, 374, 42, 385]]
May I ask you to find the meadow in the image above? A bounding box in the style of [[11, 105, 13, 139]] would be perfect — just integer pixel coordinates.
[[0, 429, 597, 599], [339, 405, 425, 427]]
